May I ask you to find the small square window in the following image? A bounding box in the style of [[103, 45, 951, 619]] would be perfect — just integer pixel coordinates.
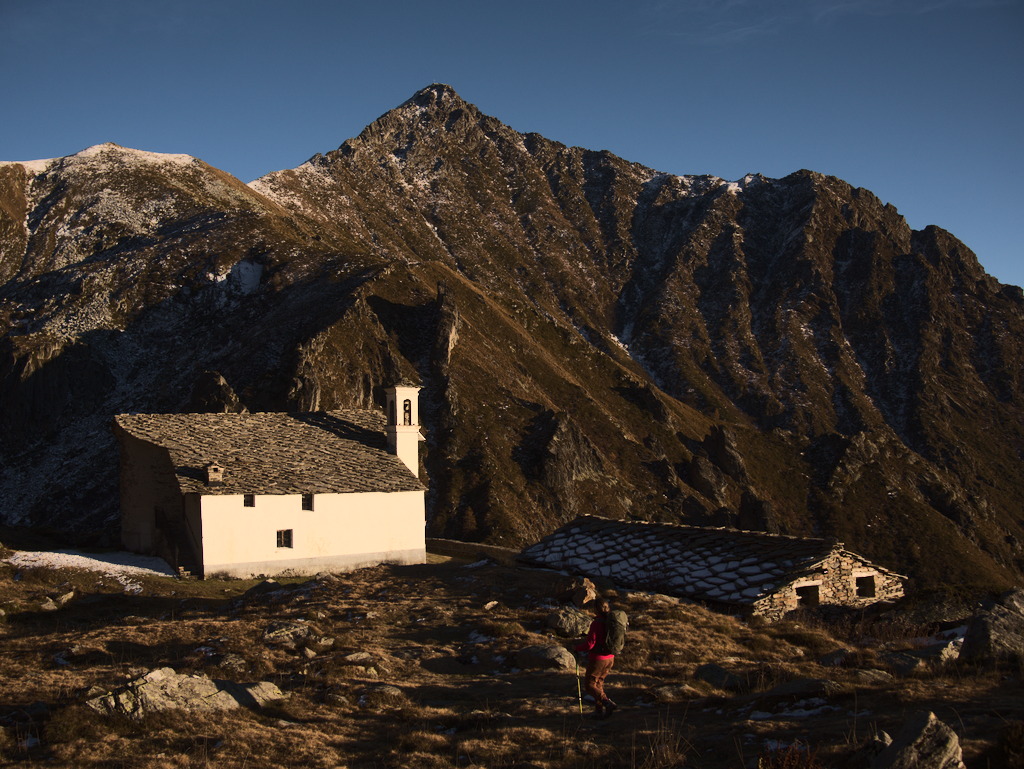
[[796, 585, 820, 607], [301, 493, 314, 511], [276, 529, 293, 548], [856, 575, 876, 598], [243, 494, 255, 507]]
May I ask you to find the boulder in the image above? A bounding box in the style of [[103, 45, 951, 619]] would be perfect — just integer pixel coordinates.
[[546, 607, 592, 638], [86, 667, 285, 718], [870, 711, 965, 769], [569, 581, 598, 610], [694, 663, 746, 692], [514, 644, 576, 671], [959, 588, 1024, 663]]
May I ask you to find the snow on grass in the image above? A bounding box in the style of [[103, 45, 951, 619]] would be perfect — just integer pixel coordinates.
[[4, 549, 175, 577]]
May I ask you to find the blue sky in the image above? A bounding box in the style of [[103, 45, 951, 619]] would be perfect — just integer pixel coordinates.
[[1, 0, 1021, 288]]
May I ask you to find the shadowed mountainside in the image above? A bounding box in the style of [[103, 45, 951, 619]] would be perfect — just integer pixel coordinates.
[[1, 84, 1022, 594]]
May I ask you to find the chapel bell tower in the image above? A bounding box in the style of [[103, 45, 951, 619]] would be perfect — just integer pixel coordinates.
[[385, 381, 422, 476]]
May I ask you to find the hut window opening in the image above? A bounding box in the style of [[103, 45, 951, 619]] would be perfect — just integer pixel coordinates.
[[856, 575, 876, 597], [276, 529, 293, 548], [796, 584, 820, 607]]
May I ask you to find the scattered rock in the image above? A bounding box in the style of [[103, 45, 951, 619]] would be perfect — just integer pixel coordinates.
[[341, 652, 375, 665], [869, 711, 965, 769], [86, 667, 286, 718], [546, 606, 592, 638], [514, 644, 576, 671], [262, 620, 317, 650], [959, 588, 1024, 663], [313, 636, 336, 652], [39, 598, 58, 612], [214, 653, 248, 674]]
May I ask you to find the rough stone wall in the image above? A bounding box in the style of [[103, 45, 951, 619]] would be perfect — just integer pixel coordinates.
[[427, 538, 520, 566], [752, 551, 904, 621]]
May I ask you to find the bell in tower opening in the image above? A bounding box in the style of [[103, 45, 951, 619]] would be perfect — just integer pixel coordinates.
[[385, 380, 422, 476]]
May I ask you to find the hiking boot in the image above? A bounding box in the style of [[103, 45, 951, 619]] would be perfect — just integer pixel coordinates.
[[602, 699, 617, 716]]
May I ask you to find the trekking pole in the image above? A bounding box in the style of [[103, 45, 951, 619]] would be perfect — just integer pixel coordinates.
[[575, 658, 583, 715]]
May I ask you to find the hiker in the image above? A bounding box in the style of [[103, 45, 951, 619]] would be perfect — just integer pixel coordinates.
[[575, 598, 619, 718]]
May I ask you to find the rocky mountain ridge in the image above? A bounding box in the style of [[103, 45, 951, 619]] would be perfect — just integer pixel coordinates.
[[1, 84, 1022, 594]]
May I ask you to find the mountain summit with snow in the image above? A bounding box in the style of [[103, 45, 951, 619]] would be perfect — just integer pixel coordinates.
[[1, 84, 1022, 594]]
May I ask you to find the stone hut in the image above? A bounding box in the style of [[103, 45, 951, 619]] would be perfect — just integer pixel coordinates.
[[519, 515, 905, 621], [113, 384, 425, 578]]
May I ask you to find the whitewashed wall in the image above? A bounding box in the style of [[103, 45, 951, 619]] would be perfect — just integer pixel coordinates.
[[197, 489, 425, 578]]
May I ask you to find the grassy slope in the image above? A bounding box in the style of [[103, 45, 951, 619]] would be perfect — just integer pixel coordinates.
[[0, 552, 1020, 769]]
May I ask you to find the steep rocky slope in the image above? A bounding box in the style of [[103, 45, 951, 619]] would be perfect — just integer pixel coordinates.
[[1, 85, 1022, 594]]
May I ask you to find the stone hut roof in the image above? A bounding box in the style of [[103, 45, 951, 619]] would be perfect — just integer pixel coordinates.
[[113, 410, 423, 496], [519, 515, 895, 606]]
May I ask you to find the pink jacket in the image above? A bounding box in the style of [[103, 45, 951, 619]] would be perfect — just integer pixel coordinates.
[[575, 617, 614, 659]]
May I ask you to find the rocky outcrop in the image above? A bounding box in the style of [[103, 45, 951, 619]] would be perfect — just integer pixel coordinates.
[[869, 711, 966, 769], [959, 588, 1024, 662], [0, 84, 1022, 593], [86, 667, 286, 718], [546, 607, 592, 638]]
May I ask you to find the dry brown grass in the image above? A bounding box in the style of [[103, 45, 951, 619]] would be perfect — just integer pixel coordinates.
[[1, 556, 1020, 768]]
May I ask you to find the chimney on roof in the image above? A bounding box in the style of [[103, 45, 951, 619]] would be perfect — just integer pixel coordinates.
[[385, 381, 423, 476], [205, 462, 225, 486]]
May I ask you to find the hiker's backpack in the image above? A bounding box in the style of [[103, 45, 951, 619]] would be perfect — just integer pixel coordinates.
[[604, 610, 628, 654]]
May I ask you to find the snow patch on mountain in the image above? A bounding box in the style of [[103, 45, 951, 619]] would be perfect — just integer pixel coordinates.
[[3, 144, 197, 175], [71, 143, 196, 167], [0, 157, 58, 174]]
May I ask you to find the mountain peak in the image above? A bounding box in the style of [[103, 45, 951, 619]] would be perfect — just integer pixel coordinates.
[[403, 83, 464, 110]]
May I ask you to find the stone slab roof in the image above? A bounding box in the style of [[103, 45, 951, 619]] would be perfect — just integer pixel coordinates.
[[113, 410, 423, 496], [519, 515, 890, 606]]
